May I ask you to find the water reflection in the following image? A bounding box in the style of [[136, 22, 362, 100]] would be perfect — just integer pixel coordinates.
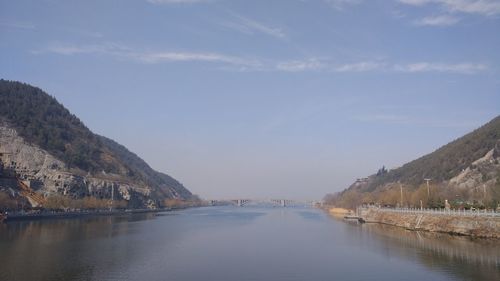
[[0, 214, 152, 281], [0, 207, 498, 281], [297, 210, 324, 221], [333, 215, 500, 281]]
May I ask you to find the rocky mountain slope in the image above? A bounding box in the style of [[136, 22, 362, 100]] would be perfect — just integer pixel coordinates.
[[0, 80, 192, 209], [325, 115, 500, 209]]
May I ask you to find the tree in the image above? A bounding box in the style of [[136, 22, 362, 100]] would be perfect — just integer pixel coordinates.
[[376, 166, 387, 176]]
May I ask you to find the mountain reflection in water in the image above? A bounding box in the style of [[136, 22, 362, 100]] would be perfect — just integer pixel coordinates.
[[0, 207, 498, 281]]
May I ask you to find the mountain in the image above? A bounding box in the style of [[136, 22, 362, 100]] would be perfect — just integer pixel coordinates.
[[0, 79, 192, 209], [325, 116, 500, 209]]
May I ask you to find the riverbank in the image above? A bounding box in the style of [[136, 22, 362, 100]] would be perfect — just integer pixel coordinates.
[[359, 207, 500, 239], [328, 207, 352, 215], [2, 208, 175, 222]]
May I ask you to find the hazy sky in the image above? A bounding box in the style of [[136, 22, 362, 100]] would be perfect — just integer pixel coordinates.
[[1, 0, 499, 200]]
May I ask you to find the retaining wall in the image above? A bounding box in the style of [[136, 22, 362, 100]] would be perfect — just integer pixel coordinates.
[[360, 208, 500, 239]]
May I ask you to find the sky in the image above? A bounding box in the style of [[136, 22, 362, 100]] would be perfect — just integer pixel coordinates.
[[1, 0, 499, 200]]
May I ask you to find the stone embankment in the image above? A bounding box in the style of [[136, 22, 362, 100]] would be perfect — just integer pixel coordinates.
[[359, 207, 500, 239], [4, 208, 172, 222]]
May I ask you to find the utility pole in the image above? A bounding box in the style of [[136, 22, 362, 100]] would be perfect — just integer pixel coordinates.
[[424, 178, 431, 198], [110, 185, 114, 210], [400, 183, 403, 208]]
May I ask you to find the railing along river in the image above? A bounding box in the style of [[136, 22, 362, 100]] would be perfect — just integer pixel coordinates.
[[359, 207, 500, 217]]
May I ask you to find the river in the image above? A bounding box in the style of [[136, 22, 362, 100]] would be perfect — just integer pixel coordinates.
[[0, 206, 498, 281]]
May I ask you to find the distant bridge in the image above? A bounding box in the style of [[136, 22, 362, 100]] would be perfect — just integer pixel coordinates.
[[208, 199, 314, 208]]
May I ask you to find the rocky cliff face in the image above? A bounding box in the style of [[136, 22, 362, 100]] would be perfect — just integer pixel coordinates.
[[449, 147, 500, 189], [0, 80, 193, 209], [0, 122, 161, 208]]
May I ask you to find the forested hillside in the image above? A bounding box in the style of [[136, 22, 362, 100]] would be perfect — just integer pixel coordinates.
[[0, 80, 104, 172], [325, 115, 500, 209], [360, 116, 500, 192], [0, 79, 192, 208]]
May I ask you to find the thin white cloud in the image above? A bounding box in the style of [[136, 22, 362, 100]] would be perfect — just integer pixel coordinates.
[[221, 14, 286, 39], [274, 59, 485, 74], [0, 20, 35, 30], [395, 62, 488, 74], [33, 42, 132, 56], [333, 61, 386, 72], [414, 15, 461, 25], [276, 59, 325, 72], [33, 43, 488, 75], [275, 59, 386, 73], [34, 42, 261, 67], [133, 52, 261, 67], [399, 0, 500, 16]]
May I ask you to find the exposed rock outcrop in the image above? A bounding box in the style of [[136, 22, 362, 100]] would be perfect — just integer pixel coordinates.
[[0, 122, 182, 209], [0, 80, 192, 209], [450, 147, 500, 189]]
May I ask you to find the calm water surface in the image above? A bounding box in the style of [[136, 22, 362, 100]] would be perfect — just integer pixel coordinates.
[[0, 207, 498, 281]]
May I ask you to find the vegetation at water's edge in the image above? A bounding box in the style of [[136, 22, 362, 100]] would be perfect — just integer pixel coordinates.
[[324, 181, 500, 210], [0, 191, 205, 212]]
